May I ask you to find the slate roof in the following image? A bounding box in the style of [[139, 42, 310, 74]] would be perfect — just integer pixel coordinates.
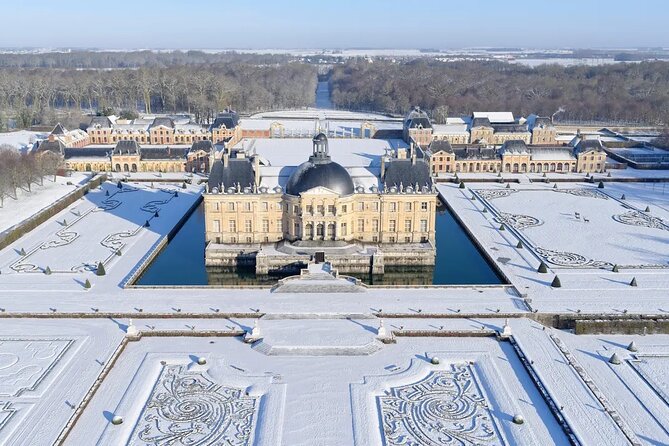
[[208, 158, 256, 191], [112, 140, 140, 155], [38, 140, 65, 154], [211, 112, 240, 130], [140, 147, 189, 160], [531, 117, 553, 129], [501, 140, 529, 154], [383, 159, 432, 188], [470, 117, 492, 128], [574, 139, 605, 154], [149, 117, 175, 129], [51, 123, 66, 135], [191, 140, 214, 153], [89, 116, 113, 128], [404, 107, 432, 129], [429, 140, 453, 154], [492, 123, 529, 133], [452, 147, 499, 160], [64, 147, 111, 159]]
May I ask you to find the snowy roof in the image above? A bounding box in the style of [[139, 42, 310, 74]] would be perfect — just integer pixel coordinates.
[[529, 148, 575, 161], [232, 138, 407, 168], [432, 123, 469, 134], [472, 111, 515, 123]]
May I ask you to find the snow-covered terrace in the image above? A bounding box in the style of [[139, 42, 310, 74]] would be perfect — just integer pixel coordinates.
[[235, 137, 407, 168]]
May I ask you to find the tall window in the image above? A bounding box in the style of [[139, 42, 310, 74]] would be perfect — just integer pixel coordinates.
[[262, 220, 269, 232], [421, 202, 428, 211], [317, 205, 324, 215], [277, 219, 283, 232], [244, 202, 251, 212], [372, 202, 379, 212], [328, 205, 335, 215], [261, 202, 268, 211], [420, 219, 428, 232], [389, 202, 397, 212], [245, 220, 252, 233], [213, 220, 220, 232], [228, 220, 236, 232], [389, 220, 396, 232], [372, 219, 379, 232], [306, 205, 314, 214], [404, 220, 412, 232], [404, 202, 412, 212], [341, 205, 347, 213], [228, 202, 235, 211], [340, 223, 347, 236], [357, 219, 365, 232]]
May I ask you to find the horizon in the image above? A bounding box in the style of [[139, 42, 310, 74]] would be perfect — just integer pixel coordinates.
[[2, 0, 669, 49]]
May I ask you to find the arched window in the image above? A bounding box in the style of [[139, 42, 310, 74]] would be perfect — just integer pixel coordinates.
[[513, 163, 519, 173], [123, 163, 129, 172], [521, 163, 527, 172], [305, 223, 313, 239], [115, 164, 121, 172], [85, 163, 92, 172], [505, 163, 511, 172], [316, 223, 324, 239], [327, 223, 336, 240], [131, 164, 137, 172]]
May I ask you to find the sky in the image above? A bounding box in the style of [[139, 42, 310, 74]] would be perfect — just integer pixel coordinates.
[[2, 0, 668, 50]]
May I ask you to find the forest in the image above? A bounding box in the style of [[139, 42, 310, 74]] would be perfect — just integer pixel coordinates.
[[1, 51, 669, 131], [329, 59, 669, 125], [0, 58, 316, 130]]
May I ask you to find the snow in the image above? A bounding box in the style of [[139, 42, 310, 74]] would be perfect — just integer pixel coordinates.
[[472, 112, 515, 124], [0, 153, 668, 444], [235, 137, 407, 167], [249, 109, 401, 122], [0, 173, 91, 235], [0, 130, 47, 152]]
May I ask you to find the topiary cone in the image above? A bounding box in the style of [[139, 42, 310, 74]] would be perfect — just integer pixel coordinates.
[[551, 275, 562, 288], [84, 279, 91, 289], [459, 181, 465, 189], [44, 266, 52, 275], [612, 264, 619, 273], [499, 224, 505, 231], [630, 277, 637, 287], [516, 240, 523, 249], [96, 261, 106, 276], [538, 261, 548, 273], [598, 181, 604, 188]]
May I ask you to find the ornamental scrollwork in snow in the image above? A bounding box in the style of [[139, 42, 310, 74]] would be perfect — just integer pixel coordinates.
[[378, 364, 503, 446], [612, 211, 669, 232], [552, 189, 609, 200], [129, 365, 258, 446], [496, 213, 543, 231], [474, 189, 517, 201], [535, 247, 613, 269]]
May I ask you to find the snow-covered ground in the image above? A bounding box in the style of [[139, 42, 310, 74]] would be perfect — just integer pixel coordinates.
[[437, 181, 669, 314], [0, 130, 47, 152], [0, 173, 91, 235], [0, 172, 668, 445]]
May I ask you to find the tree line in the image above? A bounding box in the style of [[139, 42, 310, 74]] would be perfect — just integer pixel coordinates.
[[0, 146, 63, 207], [0, 62, 317, 130], [329, 59, 669, 125]]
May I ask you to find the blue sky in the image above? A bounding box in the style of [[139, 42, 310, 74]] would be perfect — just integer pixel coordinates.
[[2, 0, 668, 49]]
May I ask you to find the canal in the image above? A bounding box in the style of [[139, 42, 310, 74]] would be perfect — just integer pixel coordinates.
[[315, 80, 333, 109], [136, 204, 503, 287]]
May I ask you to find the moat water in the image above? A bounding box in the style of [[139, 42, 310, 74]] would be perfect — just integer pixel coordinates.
[[136, 204, 503, 287]]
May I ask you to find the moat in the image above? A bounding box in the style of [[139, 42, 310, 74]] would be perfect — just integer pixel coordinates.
[[136, 203, 503, 286]]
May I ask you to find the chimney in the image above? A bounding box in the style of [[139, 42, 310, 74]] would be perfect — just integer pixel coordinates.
[[411, 151, 416, 166], [223, 151, 229, 168], [254, 156, 260, 187]]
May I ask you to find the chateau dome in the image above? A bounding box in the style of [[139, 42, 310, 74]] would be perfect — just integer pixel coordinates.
[[285, 133, 354, 196]]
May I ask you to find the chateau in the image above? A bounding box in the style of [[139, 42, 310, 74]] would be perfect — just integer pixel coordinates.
[[37, 106, 608, 177], [203, 133, 437, 275]]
